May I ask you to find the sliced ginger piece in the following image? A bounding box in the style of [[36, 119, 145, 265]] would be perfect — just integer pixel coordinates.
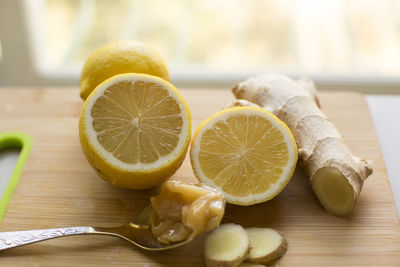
[[150, 180, 225, 244], [204, 223, 250, 267], [246, 227, 287, 265]]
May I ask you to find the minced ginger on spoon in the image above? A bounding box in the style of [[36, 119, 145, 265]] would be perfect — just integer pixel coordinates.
[[150, 180, 225, 244]]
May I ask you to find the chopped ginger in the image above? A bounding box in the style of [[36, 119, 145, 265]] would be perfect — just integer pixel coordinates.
[[150, 180, 225, 244]]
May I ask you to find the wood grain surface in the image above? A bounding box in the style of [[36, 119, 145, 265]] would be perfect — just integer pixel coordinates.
[[0, 88, 399, 266]]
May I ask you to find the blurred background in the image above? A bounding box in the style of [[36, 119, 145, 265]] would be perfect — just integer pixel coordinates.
[[1, 0, 400, 93]]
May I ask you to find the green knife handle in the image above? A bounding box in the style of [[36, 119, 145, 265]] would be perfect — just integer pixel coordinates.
[[0, 131, 32, 222]]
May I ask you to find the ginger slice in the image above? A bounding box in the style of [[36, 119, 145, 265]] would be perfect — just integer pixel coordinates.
[[231, 73, 373, 216], [204, 223, 250, 267], [150, 180, 225, 244], [246, 227, 287, 265]]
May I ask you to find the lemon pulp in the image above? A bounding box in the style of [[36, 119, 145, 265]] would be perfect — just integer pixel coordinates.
[[92, 80, 183, 164]]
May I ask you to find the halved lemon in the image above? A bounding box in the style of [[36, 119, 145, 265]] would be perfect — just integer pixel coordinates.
[[79, 73, 191, 189], [190, 107, 297, 205]]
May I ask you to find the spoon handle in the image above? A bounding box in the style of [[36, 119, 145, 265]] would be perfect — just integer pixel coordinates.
[[0, 226, 95, 250]]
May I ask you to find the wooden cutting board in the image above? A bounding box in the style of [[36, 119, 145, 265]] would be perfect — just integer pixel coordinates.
[[0, 88, 399, 266]]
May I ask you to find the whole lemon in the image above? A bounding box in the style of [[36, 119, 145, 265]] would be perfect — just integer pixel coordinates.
[[79, 40, 170, 100]]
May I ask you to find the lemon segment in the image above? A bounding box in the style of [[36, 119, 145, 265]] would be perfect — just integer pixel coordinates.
[[79, 73, 191, 189], [80, 40, 169, 100], [190, 107, 297, 205]]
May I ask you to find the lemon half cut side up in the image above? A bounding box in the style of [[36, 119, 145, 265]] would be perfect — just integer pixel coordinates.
[[79, 73, 191, 189], [190, 107, 297, 205]]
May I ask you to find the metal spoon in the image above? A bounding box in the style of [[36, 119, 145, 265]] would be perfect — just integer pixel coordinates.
[[0, 205, 192, 251]]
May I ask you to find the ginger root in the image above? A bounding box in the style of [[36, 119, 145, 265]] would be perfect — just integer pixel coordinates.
[[231, 73, 373, 216]]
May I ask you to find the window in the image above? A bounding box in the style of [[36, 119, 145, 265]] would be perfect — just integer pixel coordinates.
[[1, 0, 400, 92]]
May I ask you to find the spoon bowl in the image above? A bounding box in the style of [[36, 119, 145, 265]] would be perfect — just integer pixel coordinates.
[[0, 205, 192, 251]]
